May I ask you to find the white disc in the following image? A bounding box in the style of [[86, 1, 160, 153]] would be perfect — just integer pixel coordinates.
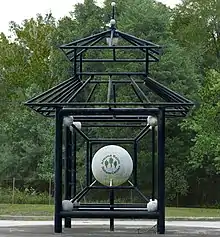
[[91, 145, 133, 186]]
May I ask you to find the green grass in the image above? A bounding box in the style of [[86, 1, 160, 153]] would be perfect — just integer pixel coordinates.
[[0, 204, 220, 218], [166, 207, 220, 217], [0, 204, 54, 216]]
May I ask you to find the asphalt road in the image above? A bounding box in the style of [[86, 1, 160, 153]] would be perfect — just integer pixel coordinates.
[[0, 220, 220, 236]]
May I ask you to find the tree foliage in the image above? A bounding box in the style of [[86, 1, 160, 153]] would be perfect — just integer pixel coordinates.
[[172, 0, 220, 71]]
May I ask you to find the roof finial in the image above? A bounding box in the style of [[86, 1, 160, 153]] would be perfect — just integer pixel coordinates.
[[110, 2, 116, 28]]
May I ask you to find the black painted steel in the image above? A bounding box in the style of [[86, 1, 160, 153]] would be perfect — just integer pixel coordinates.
[[64, 126, 72, 228], [72, 125, 89, 141], [130, 76, 150, 102], [110, 190, 114, 231], [61, 210, 159, 219], [89, 186, 134, 190], [54, 109, 62, 233], [75, 59, 156, 62], [157, 109, 165, 234], [61, 45, 160, 49], [89, 142, 93, 184], [60, 29, 111, 47], [27, 102, 193, 107], [82, 123, 146, 127], [133, 141, 138, 186], [86, 142, 90, 186], [60, 108, 159, 116], [78, 203, 147, 208], [71, 187, 89, 203], [72, 130, 77, 199], [152, 127, 156, 200], [135, 125, 151, 142]]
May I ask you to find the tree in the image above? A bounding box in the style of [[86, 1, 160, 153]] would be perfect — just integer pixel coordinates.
[[172, 0, 220, 71], [0, 15, 57, 181], [182, 70, 220, 175]]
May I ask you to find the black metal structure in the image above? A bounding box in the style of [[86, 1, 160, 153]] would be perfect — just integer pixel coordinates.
[[24, 2, 194, 235]]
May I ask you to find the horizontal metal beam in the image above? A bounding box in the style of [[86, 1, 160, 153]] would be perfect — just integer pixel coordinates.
[[73, 208, 149, 211], [59, 108, 159, 117], [75, 59, 156, 62], [78, 204, 147, 208], [60, 211, 159, 219], [60, 45, 161, 49], [90, 139, 134, 144], [27, 102, 193, 107], [89, 186, 134, 190], [90, 141, 133, 145], [77, 72, 146, 76], [39, 111, 188, 118], [88, 80, 144, 84], [82, 124, 146, 127], [64, 119, 149, 123]]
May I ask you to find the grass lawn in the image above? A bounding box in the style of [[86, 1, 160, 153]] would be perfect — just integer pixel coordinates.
[[0, 204, 219, 218]]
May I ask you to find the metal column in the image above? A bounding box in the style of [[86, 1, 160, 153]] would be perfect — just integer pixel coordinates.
[[72, 130, 77, 198], [109, 189, 115, 231], [133, 141, 138, 186], [64, 126, 73, 228], [89, 142, 93, 184], [152, 126, 156, 200], [54, 109, 63, 233], [86, 141, 90, 186], [157, 109, 165, 234]]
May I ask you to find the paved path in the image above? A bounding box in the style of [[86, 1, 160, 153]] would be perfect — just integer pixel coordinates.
[[0, 220, 220, 228], [0, 220, 219, 236]]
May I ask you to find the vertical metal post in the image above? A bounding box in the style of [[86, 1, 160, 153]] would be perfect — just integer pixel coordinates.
[[74, 49, 77, 75], [152, 126, 155, 200], [145, 49, 149, 76], [72, 130, 77, 197], [112, 4, 115, 19], [110, 189, 114, 231], [54, 109, 63, 233], [80, 54, 83, 80], [157, 109, 165, 234], [133, 141, 138, 186], [113, 48, 116, 61], [113, 84, 116, 108], [89, 143, 93, 184], [64, 126, 72, 228], [86, 141, 90, 186]]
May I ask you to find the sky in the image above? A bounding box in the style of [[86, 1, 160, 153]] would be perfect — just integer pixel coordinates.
[[0, 0, 181, 35]]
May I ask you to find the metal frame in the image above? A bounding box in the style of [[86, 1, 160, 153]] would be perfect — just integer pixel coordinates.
[[24, 4, 194, 235], [54, 108, 162, 233]]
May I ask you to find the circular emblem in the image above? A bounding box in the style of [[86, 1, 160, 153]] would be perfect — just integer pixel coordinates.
[[101, 154, 120, 174]]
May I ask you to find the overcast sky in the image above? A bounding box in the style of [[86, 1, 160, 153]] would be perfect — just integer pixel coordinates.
[[0, 0, 181, 34]]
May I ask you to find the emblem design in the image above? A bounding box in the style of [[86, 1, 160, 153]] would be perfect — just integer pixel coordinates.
[[101, 154, 120, 174]]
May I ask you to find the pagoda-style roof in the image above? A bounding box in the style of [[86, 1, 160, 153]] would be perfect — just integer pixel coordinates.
[[25, 6, 194, 121]]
